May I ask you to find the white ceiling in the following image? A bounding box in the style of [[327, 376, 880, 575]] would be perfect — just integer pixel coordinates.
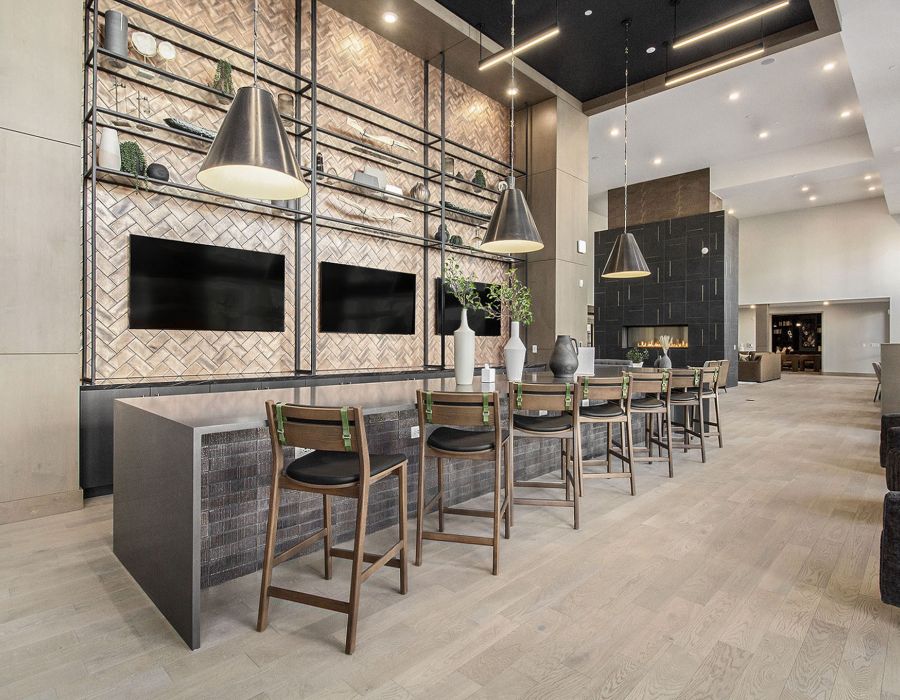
[[588, 32, 883, 218]]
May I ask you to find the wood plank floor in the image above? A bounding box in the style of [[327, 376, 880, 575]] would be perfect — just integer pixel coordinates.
[[1, 374, 897, 699]]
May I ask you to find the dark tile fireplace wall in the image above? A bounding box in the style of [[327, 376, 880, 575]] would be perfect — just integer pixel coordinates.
[[595, 211, 739, 387]]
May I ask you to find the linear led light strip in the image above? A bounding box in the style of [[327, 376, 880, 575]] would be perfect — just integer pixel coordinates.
[[673, 0, 790, 49], [478, 25, 560, 70], [665, 46, 765, 87]]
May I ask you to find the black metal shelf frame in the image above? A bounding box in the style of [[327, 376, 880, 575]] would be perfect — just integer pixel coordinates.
[[83, 0, 523, 383]]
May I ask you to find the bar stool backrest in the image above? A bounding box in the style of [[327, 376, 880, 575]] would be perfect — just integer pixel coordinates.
[[690, 366, 720, 392], [416, 390, 502, 430], [668, 367, 702, 391], [509, 382, 580, 415], [626, 371, 670, 399], [265, 400, 368, 461], [579, 375, 630, 403]]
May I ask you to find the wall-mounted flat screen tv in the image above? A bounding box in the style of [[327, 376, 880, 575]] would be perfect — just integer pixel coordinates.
[[320, 262, 416, 335], [129, 235, 285, 332], [434, 278, 501, 336]]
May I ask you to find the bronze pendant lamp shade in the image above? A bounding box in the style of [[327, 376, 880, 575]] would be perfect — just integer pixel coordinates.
[[602, 20, 650, 279], [197, 2, 308, 201], [479, 0, 544, 254]]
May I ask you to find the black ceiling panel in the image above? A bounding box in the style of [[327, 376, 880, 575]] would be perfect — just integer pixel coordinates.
[[433, 0, 816, 101]]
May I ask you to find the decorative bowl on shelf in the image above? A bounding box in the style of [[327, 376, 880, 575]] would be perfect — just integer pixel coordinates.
[[163, 117, 216, 140]]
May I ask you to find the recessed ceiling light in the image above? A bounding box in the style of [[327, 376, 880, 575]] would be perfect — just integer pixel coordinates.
[[750, 304, 756, 309], [729, 91, 740, 101], [864, 174, 873, 181], [823, 62, 836, 72], [584, 9, 593, 16], [653, 157, 662, 165], [823, 301, 830, 306], [728, 208, 735, 215], [646, 46, 656, 54], [382, 11, 398, 23], [840, 110, 852, 118], [869, 185, 878, 191], [801, 185, 810, 192], [758, 131, 769, 139], [809, 195, 818, 201], [506, 85, 519, 96], [610, 127, 620, 137]]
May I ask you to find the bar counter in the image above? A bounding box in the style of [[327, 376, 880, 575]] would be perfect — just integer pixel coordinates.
[[113, 369, 625, 649]]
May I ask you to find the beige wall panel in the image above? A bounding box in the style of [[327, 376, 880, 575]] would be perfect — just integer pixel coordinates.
[[526, 259, 557, 360], [554, 171, 589, 266], [555, 100, 589, 182], [0, 0, 82, 144], [525, 169, 558, 263], [0, 354, 80, 503], [0, 130, 81, 354], [555, 259, 592, 344], [526, 99, 558, 177]]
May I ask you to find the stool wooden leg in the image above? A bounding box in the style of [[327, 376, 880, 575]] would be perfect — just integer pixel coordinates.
[[698, 399, 707, 463], [437, 457, 445, 533], [665, 410, 674, 478], [606, 423, 612, 473], [415, 453, 426, 567], [345, 491, 368, 655], [683, 406, 690, 453], [714, 394, 724, 448], [492, 451, 502, 575], [398, 467, 408, 595], [323, 494, 333, 580], [572, 430, 581, 530], [507, 434, 515, 528], [564, 439, 572, 501], [626, 417, 636, 496], [503, 445, 511, 539], [257, 474, 281, 633]]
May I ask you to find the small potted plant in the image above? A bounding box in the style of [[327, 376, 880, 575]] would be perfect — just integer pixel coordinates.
[[119, 140, 147, 190], [443, 257, 481, 385], [211, 59, 235, 102], [484, 269, 533, 381], [626, 347, 649, 368], [471, 169, 487, 192]]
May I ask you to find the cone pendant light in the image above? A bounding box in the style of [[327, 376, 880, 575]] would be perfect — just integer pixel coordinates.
[[602, 20, 650, 279], [480, 0, 543, 254], [197, 1, 308, 200]]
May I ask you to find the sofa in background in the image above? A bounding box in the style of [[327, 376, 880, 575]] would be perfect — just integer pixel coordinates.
[[738, 352, 782, 382]]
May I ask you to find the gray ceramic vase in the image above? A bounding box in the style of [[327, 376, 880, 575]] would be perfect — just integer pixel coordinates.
[[103, 10, 129, 60], [549, 335, 579, 378], [654, 352, 672, 369]]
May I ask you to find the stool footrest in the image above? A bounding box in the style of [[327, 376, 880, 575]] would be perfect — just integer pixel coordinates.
[[422, 531, 493, 546], [268, 586, 350, 614], [443, 506, 494, 518], [330, 546, 402, 569], [514, 480, 565, 489], [513, 497, 573, 508], [273, 527, 327, 566], [361, 542, 403, 583]]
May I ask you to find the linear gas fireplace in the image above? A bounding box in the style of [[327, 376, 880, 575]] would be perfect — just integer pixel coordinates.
[[622, 325, 689, 349]]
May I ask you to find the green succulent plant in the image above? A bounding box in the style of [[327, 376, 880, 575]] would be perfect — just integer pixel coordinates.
[[119, 140, 147, 189], [472, 169, 487, 190], [626, 347, 650, 363]]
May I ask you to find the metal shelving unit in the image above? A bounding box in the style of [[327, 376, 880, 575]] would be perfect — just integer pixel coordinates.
[[83, 0, 523, 383]]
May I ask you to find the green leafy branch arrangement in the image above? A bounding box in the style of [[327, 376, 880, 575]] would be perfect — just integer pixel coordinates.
[[443, 257, 481, 310], [484, 268, 533, 326]]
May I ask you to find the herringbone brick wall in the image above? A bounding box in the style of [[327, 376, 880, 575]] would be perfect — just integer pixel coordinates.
[[89, 0, 512, 379]]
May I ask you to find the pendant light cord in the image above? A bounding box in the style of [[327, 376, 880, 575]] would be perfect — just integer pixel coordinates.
[[252, 0, 259, 86], [623, 20, 630, 234], [509, 0, 516, 182]]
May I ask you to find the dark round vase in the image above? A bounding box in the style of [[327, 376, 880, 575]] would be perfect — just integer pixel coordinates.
[[146, 163, 170, 181], [549, 335, 579, 378]]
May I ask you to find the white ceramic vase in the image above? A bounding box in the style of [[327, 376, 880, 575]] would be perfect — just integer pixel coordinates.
[[454, 308, 475, 385], [97, 127, 121, 170], [504, 320, 526, 382]]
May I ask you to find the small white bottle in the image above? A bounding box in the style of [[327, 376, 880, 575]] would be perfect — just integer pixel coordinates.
[[481, 363, 496, 384]]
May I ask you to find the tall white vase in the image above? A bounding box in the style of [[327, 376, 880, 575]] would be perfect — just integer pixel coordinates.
[[454, 308, 475, 385], [504, 321, 526, 382], [97, 127, 121, 170]]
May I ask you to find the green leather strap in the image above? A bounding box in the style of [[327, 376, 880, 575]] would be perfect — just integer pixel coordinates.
[[482, 393, 490, 425], [621, 375, 630, 399], [692, 367, 701, 386], [582, 376, 590, 400], [564, 383, 573, 411], [515, 382, 523, 409], [713, 367, 720, 386], [340, 406, 351, 451], [660, 370, 670, 393], [274, 402, 286, 445], [424, 391, 433, 423]]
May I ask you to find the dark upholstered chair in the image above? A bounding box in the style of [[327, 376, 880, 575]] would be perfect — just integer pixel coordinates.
[[882, 493, 900, 607], [880, 414, 900, 467]]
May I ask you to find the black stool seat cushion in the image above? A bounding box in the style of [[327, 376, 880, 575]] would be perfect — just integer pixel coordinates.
[[514, 414, 573, 432], [631, 397, 665, 409], [669, 391, 700, 403], [427, 427, 507, 453], [582, 403, 625, 418], [285, 450, 405, 485]]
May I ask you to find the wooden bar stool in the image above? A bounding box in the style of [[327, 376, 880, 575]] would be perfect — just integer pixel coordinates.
[[576, 375, 636, 495], [414, 390, 509, 575], [508, 382, 581, 530], [696, 365, 724, 448], [257, 401, 409, 655], [668, 368, 708, 462], [625, 371, 674, 479]]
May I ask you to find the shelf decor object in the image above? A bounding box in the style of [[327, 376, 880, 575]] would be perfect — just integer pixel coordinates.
[[444, 257, 479, 385], [146, 163, 170, 181], [164, 117, 217, 140], [549, 335, 579, 379], [102, 9, 129, 64], [601, 20, 650, 279], [131, 31, 158, 79], [347, 117, 415, 154], [197, 0, 307, 201], [97, 126, 121, 170], [210, 60, 235, 100], [484, 269, 533, 381], [120, 140, 147, 189], [480, 0, 543, 254]]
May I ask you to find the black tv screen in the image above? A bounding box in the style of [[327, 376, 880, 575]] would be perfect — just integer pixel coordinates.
[[320, 262, 416, 334], [435, 278, 501, 336], [129, 235, 285, 332]]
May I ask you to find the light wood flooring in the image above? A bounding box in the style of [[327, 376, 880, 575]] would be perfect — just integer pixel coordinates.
[[1, 374, 897, 699]]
